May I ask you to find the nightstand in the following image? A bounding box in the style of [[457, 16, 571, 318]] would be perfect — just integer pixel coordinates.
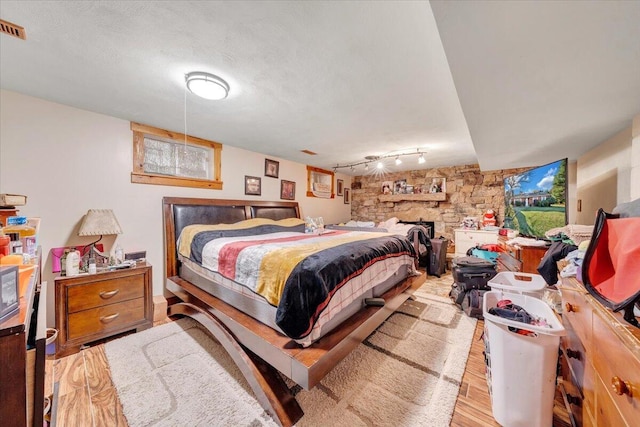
[[54, 263, 152, 357]]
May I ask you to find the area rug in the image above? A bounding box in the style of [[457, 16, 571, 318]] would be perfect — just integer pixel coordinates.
[[105, 289, 476, 427]]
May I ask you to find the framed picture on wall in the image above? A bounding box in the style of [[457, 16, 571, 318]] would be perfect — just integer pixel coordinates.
[[265, 159, 279, 178], [337, 179, 344, 196], [245, 176, 262, 196], [344, 188, 351, 204], [280, 180, 296, 200]]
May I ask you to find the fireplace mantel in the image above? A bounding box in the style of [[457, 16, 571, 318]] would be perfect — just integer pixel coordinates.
[[378, 193, 446, 202]]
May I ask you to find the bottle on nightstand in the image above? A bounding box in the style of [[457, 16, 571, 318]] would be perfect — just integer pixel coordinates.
[[66, 249, 80, 276]]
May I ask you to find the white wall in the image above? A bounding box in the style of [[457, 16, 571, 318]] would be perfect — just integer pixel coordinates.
[[632, 114, 640, 200], [0, 90, 352, 326], [576, 126, 634, 224]]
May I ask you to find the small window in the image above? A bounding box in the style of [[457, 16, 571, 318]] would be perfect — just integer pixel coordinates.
[[306, 165, 335, 198], [131, 122, 223, 189]]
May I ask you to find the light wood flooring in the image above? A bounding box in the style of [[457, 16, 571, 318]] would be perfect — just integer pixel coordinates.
[[48, 270, 571, 426]]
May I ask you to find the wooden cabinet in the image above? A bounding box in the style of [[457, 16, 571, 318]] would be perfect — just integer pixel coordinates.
[[54, 263, 152, 357], [453, 228, 498, 258], [559, 276, 640, 426], [497, 235, 548, 273], [0, 267, 47, 427]]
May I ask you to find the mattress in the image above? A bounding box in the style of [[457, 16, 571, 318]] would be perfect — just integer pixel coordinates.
[[177, 219, 417, 346]]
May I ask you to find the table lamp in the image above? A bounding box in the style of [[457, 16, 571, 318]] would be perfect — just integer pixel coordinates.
[[78, 209, 122, 263]]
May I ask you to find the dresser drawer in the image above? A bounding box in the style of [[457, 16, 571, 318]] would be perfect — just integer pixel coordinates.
[[67, 298, 145, 340], [560, 356, 584, 427], [562, 326, 587, 393], [561, 287, 592, 349], [67, 274, 145, 313], [591, 307, 640, 425], [593, 371, 630, 427]]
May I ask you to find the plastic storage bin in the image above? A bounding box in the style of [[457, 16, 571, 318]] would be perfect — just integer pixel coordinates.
[[482, 291, 565, 427], [488, 271, 546, 298]]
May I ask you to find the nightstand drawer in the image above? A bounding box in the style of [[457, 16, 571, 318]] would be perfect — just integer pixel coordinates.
[[55, 263, 152, 356], [67, 274, 145, 313], [67, 297, 145, 340]]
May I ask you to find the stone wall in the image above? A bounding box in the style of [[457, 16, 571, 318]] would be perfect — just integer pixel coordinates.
[[350, 164, 525, 241]]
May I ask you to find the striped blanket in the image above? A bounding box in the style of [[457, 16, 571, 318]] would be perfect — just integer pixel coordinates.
[[178, 219, 417, 339]]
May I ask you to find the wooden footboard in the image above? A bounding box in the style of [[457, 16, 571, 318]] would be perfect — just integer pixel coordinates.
[[166, 272, 425, 426]]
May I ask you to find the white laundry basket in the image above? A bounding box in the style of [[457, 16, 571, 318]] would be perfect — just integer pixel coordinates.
[[482, 291, 565, 427], [488, 271, 547, 298]]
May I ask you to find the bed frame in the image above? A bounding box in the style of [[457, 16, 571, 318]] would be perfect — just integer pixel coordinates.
[[163, 197, 425, 426]]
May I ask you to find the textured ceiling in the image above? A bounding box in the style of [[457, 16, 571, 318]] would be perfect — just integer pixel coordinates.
[[1, 1, 639, 175]]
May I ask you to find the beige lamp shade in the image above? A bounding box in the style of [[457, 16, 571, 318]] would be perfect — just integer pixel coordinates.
[[78, 209, 123, 236]]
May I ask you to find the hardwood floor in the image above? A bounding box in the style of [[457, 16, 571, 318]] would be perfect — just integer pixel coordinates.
[[49, 270, 571, 426]]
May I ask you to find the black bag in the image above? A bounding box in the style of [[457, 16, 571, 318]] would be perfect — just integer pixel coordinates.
[[451, 256, 497, 291], [461, 289, 488, 319], [428, 237, 449, 277], [449, 282, 467, 306]]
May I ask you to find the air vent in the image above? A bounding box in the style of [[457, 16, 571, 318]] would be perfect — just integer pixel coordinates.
[[0, 19, 26, 40], [301, 149, 317, 155]]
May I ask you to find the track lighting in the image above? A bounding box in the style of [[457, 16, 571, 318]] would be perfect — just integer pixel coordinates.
[[332, 149, 427, 172]]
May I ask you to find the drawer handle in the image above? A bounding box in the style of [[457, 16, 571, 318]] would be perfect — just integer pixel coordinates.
[[566, 393, 582, 407], [565, 302, 576, 312], [566, 349, 581, 360], [611, 376, 633, 397], [99, 289, 120, 299], [100, 313, 120, 323]]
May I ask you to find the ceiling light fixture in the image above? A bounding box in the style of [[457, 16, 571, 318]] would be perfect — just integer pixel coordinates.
[[185, 71, 230, 100], [333, 149, 427, 172]]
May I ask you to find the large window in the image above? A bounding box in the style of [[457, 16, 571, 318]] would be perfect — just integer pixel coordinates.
[[131, 122, 223, 189]]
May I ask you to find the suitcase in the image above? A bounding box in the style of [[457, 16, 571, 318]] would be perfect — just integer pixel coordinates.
[[461, 289, 488, 319], [451, 256, 497, 291], [427, 237, 449, 277]]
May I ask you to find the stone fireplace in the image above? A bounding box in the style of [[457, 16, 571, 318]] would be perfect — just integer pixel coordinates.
[[349, 164, 525, 243]]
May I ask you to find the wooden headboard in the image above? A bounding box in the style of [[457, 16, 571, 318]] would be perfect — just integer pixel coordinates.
[[162, 197, 301, 278]]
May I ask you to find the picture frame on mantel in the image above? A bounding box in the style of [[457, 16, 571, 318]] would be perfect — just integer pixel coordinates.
[[429, 177, 446, 193]]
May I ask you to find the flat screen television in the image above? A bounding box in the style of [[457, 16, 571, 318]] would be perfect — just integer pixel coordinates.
[[503, 158, 568, 239]]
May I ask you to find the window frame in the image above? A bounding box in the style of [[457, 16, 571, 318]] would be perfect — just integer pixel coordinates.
[[130, 122, 223, 190], [306, 165, 335, 198]]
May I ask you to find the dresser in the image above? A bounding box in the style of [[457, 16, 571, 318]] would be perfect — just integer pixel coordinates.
[[559, 276, 640, 426], [453, 228, 499, 258], [496, 235, 549, 273], [54, 263, 152, 357], [0, 267, 47, 427]]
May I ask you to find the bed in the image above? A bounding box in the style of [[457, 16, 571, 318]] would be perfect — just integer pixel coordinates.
[[163, 197, 426, 426]]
